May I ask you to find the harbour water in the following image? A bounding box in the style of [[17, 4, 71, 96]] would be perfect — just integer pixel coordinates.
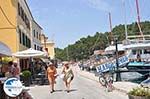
[[121, 72, 148, 84], [90, 69, 148, 84]]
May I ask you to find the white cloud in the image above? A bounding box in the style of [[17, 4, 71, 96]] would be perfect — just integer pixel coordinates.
[[85, 0, 113, 12]]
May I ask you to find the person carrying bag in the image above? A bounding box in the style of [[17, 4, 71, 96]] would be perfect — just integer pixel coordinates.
[[61, 63, 74, 93]]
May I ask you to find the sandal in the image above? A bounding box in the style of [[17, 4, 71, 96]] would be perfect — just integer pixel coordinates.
[[67, 90, 70, 93], [50, 90, 55, 93]]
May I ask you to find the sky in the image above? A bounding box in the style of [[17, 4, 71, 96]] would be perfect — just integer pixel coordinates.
[[27, 0, 150, 48]]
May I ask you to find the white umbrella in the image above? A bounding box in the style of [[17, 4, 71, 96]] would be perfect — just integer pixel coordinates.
[[12, 48, 47, 58]]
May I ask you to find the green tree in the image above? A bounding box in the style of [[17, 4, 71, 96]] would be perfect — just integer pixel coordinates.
[[55, 21, 150, 61]]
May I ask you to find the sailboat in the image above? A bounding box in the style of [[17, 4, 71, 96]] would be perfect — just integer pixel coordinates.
[[96, 0, 150, 75], [96, 12, 129, 73], [122, 0, 150, 75]]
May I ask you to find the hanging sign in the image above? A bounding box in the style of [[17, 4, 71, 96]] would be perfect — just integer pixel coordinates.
[[96, 55, 129, 73]]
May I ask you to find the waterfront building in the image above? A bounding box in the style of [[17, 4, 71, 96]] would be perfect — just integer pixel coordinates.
[[0, 0, 33, 70], [45, 40, 55, 59], [0, 0, 33, 51], [40, 34, 55, 59], [0, 0, 46, 70], [32, 20, 43, 51]]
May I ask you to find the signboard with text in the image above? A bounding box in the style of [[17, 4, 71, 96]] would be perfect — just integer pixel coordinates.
[[3, 77, 23, 97], [96, 56, 129, 73]]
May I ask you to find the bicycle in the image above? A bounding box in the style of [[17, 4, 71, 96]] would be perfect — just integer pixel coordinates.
[[99, 72, 113, 92]]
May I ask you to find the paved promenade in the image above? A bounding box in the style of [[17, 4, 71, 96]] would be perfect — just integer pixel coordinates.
[[27, 67, 129, 99], [76, 67, 139, 93]]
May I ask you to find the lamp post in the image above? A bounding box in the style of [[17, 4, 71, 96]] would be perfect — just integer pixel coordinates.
[[115, 37, 121, 81]]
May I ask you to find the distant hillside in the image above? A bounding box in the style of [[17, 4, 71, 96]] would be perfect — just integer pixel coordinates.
[[55, 21, 150, 61]]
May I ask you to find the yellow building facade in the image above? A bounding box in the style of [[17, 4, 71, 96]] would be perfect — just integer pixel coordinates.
[[0, 0, 55, 69], [0, 0, 18, 53], [0, 0, 33, 53], [46, 41, 55, 59], [40, 34, 55, 59], [0, 0, 34, 70]]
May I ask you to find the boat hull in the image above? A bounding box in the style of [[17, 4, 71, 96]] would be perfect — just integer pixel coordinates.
[[127, 62, 150, 75]]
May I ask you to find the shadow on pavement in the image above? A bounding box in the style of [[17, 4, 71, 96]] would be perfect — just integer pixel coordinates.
[[64, 89, 78, 92], [54, 89, 63, 92]]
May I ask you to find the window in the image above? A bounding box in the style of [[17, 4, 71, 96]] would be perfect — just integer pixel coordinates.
[[24, 15, 27, 24], [18, 4, 30, 30], [40, 47, 43, 51], [34, 44, 37, 50], [23, 12, 26, 21], [18, 3, 21, 16], [144, 49, 150, 54], [26, 38, 28, 47], [39, 34, 41, 40], [26, 18, 30, 30], [22, 33, 25, 46], [19, 29, 22, 44], [27, 19, 30, 30], [25, 35, 28, 47], [20, 7, 22, 17], [139, 50, 142, 54], [21, 8, 24, 21], [132, 50, 136, 55], [36, 32, 38, 39], [26, 38, 31, 48], [33, 30, 35, 37], [29, 39, 31, 48], [21, 33, 31, 48]]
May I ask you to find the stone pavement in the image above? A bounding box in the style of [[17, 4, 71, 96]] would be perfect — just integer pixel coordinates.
[[74, 66, 139, 93], [26, 67, 128, 99], [25, 66, 139, 99]]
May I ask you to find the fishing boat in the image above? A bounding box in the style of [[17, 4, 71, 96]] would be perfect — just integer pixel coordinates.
[[113, 0, 150, 75], [96, 0, 150, 75], [96, 39, 150, 75], [123, 39, 150, 75]]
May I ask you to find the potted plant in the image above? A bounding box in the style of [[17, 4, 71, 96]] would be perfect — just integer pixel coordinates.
[[21, 70, 32, 86], [128, 87, 150, 99]]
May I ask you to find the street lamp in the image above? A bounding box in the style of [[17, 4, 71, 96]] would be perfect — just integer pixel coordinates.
[[115, 37, 121, 81]]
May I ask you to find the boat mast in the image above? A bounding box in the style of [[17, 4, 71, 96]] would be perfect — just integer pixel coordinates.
[[135, 0, 144, 40], [122, 0, 128, 41], [108, 12, 113, 44]]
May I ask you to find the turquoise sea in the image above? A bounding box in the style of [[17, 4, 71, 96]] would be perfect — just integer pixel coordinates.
[[121, 72, 148, 84]]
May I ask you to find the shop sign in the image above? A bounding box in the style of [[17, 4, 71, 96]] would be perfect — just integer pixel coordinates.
[[3, 77, 23, 97]]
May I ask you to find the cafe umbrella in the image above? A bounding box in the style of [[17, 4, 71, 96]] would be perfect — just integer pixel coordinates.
[[12, 48, 47, 58], [12, 48, 49, 85]]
